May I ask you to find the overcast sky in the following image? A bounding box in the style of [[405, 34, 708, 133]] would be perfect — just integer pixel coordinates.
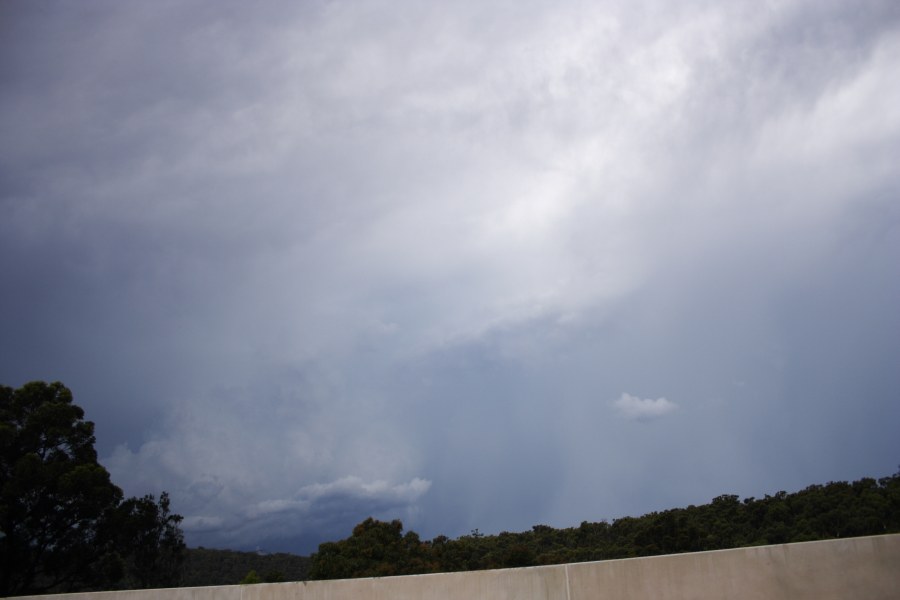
[[2, 0, 899, 554]]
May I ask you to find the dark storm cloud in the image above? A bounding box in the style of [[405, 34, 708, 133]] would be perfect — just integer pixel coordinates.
[[2, 0, 899, 552]]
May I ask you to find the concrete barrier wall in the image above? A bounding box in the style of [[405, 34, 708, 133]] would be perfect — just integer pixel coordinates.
[[13, 534, 900, 600]]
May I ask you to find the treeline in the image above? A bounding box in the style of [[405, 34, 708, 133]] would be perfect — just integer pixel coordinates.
[[181, 548, 310, 586], [7, 381, 898, 591], [309, 472, 900, 579]]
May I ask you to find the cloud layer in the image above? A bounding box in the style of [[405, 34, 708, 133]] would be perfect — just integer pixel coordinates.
[[2, 0, 899, 552]]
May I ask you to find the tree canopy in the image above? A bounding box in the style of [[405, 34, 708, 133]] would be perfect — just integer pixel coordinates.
[[180, 548, 310, 586], [0, 381, 185, 596], [99, 491, 186, 590], [310, 471, 900, 579], [310, 518, 433, 579]]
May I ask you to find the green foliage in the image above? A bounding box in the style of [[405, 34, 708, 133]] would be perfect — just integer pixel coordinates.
[[309, 517, 434, 579], [238, 568, 284, 584], [240, 570, 262, 584], [0, 381, 186, 596], [309, 470, 900, 580]]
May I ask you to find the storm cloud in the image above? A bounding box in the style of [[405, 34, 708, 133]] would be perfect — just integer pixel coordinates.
[[2, 0, 899, 553]]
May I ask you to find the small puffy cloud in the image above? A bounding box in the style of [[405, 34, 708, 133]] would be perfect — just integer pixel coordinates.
[[613, 393, 678, 421]]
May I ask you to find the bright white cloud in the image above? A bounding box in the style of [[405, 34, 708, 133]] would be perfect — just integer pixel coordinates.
[[613, 393, 678, 421]]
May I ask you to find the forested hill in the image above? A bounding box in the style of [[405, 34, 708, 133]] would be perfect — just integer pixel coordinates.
[[181, 548, 310, 586], [180, 472, 899, 584], [308, 471, 900, 580]]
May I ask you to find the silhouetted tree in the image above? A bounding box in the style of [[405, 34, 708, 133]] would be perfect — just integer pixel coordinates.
[[1, 381, 185, 595], [1, 382, 123, 595], [101, 492, 186, 589]]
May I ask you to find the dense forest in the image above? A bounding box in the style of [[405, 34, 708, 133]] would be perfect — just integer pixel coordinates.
[[308, 471, 900, 580], [181, 548, 310, 586]]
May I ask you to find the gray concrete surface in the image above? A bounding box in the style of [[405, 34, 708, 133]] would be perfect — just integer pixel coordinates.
[[12, 534, 900, 600], [566, 534, 900, 599]]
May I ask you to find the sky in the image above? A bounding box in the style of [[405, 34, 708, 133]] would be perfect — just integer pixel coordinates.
[[1, 0, 899, 554]]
